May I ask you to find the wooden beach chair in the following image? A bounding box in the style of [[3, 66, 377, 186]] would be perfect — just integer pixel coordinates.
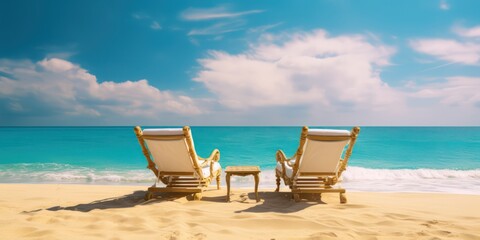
[[134, 126, 221, 200], [275, 126, 360, 203]]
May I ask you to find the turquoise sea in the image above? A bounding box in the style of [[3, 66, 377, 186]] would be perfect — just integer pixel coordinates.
[[0, 127, 479, 194]]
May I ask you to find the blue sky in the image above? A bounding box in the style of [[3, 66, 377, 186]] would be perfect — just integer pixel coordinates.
[[0, 0, 479, 126]]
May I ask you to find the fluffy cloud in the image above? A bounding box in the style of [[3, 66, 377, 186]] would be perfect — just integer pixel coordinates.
[[402, 76, 480, 125], [0, 58, 201, 124], [410, 25, 480, 65], [192, 29, 480, 125], [411, 77, 480, 107], [410, 39, 480, 64], [405, 25, 480, 124], [194, 30, 402, 112], [2, 29, 478, 126], [453, 25, 480, 38]]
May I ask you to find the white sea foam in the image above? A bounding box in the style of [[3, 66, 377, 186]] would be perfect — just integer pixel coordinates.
[[342, 166, 480, 180], [341, 167, 480, 194], [239, 167, 480, 194], [1, 164, 479, 194], [0, 163, 155, 185]]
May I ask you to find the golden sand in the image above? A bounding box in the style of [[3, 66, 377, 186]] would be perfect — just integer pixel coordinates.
[[0, 184, 479, 239]]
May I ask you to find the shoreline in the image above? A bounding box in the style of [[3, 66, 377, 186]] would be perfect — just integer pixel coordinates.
[[1, 182, 480, 195], [1, 184, 479, 239], [1, 166, 479, 195]]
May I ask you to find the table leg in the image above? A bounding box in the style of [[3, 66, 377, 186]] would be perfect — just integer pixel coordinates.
[[254, 173, 260, 202], [226, 173, 231, 202]]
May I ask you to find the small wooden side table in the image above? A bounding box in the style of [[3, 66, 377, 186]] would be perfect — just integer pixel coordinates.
[[225, 166, 261, 202]]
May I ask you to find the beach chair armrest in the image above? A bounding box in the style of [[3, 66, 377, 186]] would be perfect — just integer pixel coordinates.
[[276, 150, 295, 165], [276, 150, 287, 163], [198, 149, 221, 162], [197, 160, 210, 168]]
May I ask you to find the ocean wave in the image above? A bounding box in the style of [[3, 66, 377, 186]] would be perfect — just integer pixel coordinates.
[[340, 167, 480, 194], [342, 166, 480, 181], [0, 163, 155, 184], [1, 164, 479, 194]]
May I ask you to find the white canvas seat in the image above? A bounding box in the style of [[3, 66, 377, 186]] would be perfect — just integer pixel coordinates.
[[276, 160, 294, 178], [275, 126, 360, 203], [201, 162, 221, 177], [134, 126, 222, 200]]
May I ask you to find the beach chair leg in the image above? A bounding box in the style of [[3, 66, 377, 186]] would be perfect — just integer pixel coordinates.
[[193, 193, 203, 201], [340, 192, 347, 204], [275, 174, 280, 192], [216, 175, 221, 189], [293, 193, 300, 202], [144, 191, 153, 201]]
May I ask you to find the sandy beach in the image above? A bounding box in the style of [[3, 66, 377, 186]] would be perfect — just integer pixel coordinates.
[[0, 184, 478, 239]]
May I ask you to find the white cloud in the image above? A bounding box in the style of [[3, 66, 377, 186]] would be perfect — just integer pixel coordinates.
[[409, 39, 480, 65], [0, 58, 202, 123], [453, 25, 480, 38], [411, 76, 480, 107], [194, 29, 403, 112], [190, 29, 479, 125], [150, 21, 162, 30], [39, 58, 76, 72], [439, 0, 450, 10], [181, 6, 263, 21], [410, 25, 480, 65]]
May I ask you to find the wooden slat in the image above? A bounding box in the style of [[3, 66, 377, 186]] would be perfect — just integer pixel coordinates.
[[295, 181, 325, 185], [292, 188, 345, 193], [295, 178, 323, 181], [299, 172, 336, 176], [168, 184, 204, 187], [170, 181, 205, 184], [142, 135, 184, 140], [307, 135, 351, 141], [170, 177, 203, 181], [295, 185, 327, 188], [148, 187, 202, 193], [160, 171, 195, 176], [170, 177, 200, 180]]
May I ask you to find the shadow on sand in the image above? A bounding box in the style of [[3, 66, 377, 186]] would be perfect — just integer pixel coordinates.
[[23, 189, 337, 214], [23, 189, 226, 213], [233, 191, 326, 214]]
